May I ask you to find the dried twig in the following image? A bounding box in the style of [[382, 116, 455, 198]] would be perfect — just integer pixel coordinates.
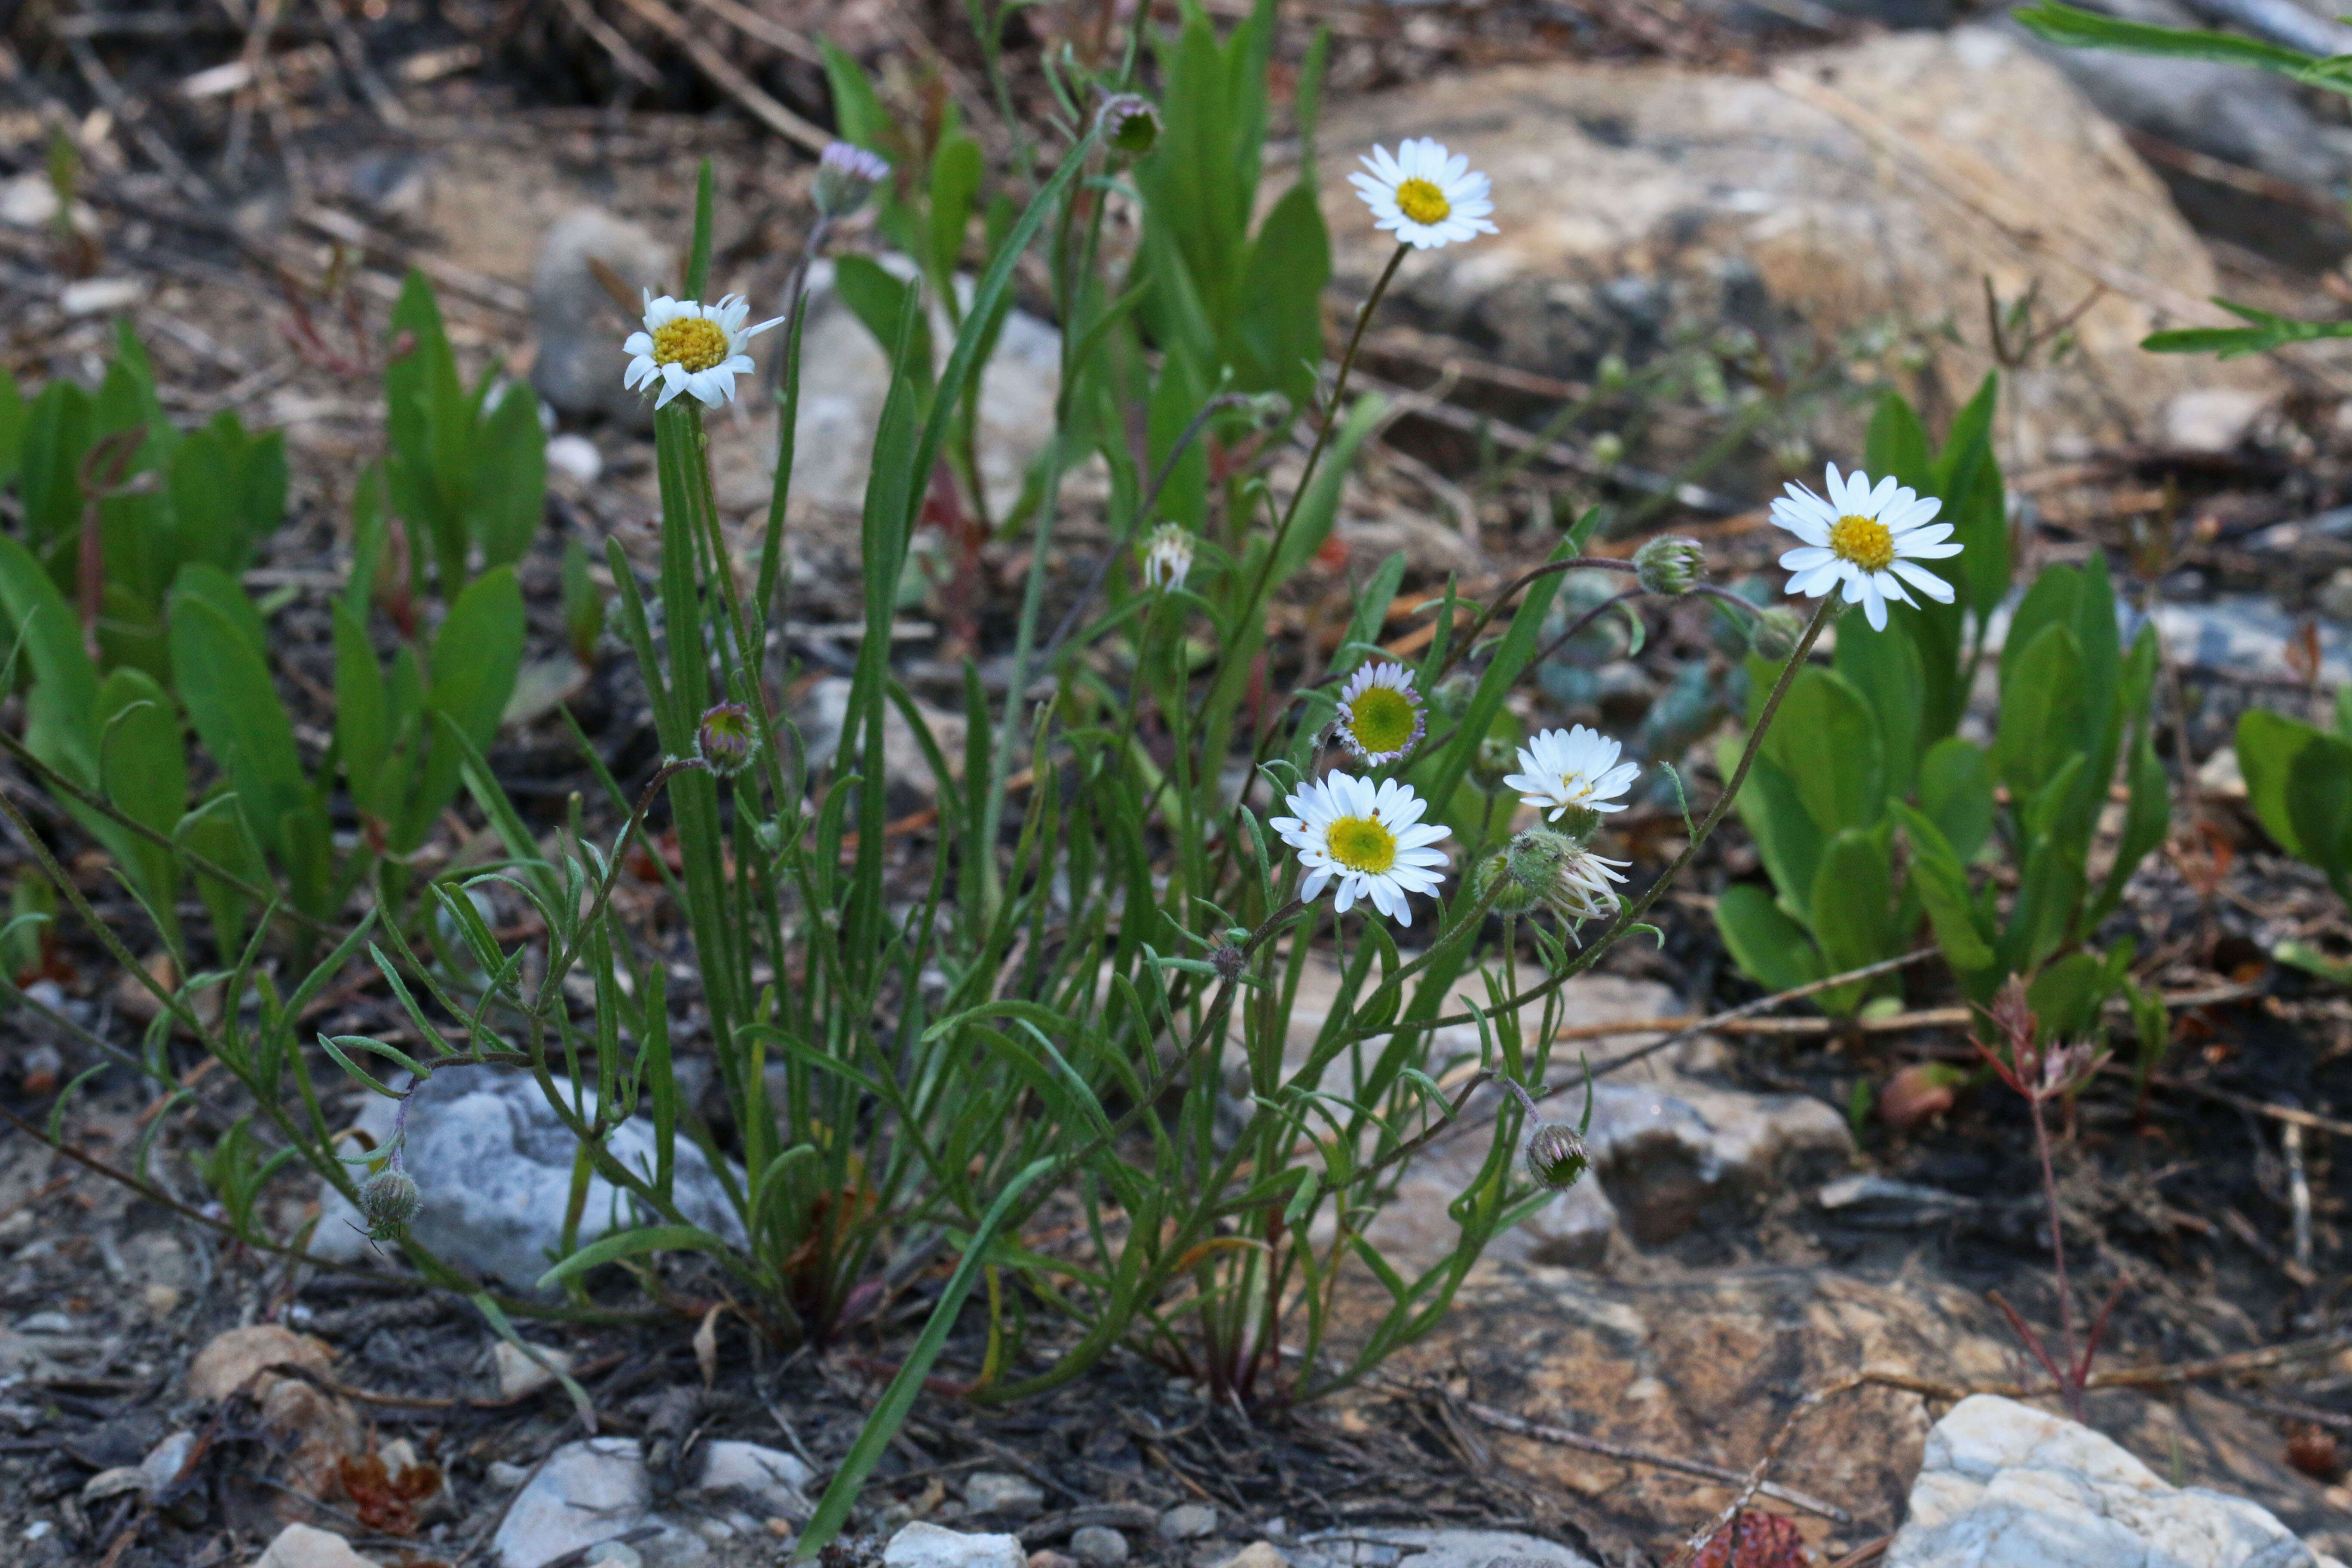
[[1460, 1398, 1851, 1524], [604, 0, 832, 151]]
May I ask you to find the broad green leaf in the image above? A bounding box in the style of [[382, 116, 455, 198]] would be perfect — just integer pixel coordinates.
[[170, 562, 270, 665], [0, 366, 24, 488], [95, 667, 186, 949], [404, 566, 524, 846], [332, 602, 398, 826], [1808, 827, 1897, 990], [1994, 621, 2085, 804], [1714, 882, 1821, 996], [1761, 665, 1884, 836], [1863, 390, 1933, 490], [169, 413, 285, 576], [1233, 181, 1331, 409], [469, 384, 545, 570], [168, 592, 328, 910], [1917, 735, 1995, 863], [2026, 950, 2110, 1040], [927, 134, 983, 297], [1893, 801, 1995, 974], [833, 254, 934, 400], [0, 532, 99, 778], [1834, 613, 1923, 801], [2090, 728, 2169, 922], [2003, 835, 2084, 977], [19, 380, 92, 546]]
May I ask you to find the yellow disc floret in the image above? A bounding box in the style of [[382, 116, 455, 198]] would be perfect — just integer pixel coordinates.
[[1326, 815, 1399, 875], [651, 316, 731, 374], [1394, 178, 1451, 227], [1347, 688, 1419, 757], [1829, 514, 1896, 573]]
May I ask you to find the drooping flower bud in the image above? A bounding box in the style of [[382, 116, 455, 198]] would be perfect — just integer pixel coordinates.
[[814, 141, 890, 219], [1097, 94, 1160, 158], [1501, 826, 1627, 922], [1470, 851, 1542, 917], [695, 701, 757, 778], [1633, 535, 1703, 597], [358, 1166, 422, 1235], [1524, 1121, 1589, 1190]]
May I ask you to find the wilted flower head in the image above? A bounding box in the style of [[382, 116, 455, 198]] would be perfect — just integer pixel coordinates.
[[1333, 662, 1426, 766], [623, 293, 782, 410], [1633, 535, 1704, 597], [1140, 523, 1195, 592], [1501, 826, 1627, 923], [1096, 94, 1160, 157], [1349, 138, 1497, 250], [814, 140, 890, 218], [696, 701, 757, 778]]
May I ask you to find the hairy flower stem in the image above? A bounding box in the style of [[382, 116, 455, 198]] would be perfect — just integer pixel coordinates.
[[2030, 1088, 2083, 1416]]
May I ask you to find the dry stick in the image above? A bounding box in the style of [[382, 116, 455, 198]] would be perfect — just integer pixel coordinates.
[[604, 0, 832, 151], [556, 0, 664, 85], [677, 0, 823, 62], [1662, 1378, 1851, 1568], [1458, 1399, 1850, 1524]]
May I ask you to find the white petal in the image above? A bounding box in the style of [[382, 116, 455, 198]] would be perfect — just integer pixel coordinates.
[[1779, 546, 1833, 571], [1891, 560, 1955, 602], [1860, 576, 1888, 630]]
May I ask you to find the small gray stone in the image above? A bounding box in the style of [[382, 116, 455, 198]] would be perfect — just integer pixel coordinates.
[[309, 1066, 746, 1294], [693, 1440, 813, 1518], [487, 1461, 533, 1490], [1070, 1525, 1130, 1565], [964, 1470, 1046, 1520], [531, 208, 674, 429], [884, 1522, 1029, 1568], [491, 1439, 720, 1568], [1159, 1504, 1219, 1541], [582, 1545, 644, 1568]]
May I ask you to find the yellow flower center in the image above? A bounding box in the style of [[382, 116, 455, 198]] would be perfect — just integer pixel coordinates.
[[1326, 815, 1398, 875], [651, 316, 731, 374], [1829, 514, 1896, 573], [1346, 686, 1420, 757], [1395, 178, 1451, 227]]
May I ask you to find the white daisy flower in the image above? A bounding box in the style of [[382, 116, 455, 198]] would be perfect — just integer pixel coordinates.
[[623, 292, 783, 410], [1333, 662, 1426, 765], [1772, 463, 1963, 632], [1139, 523, 1196, 591], [1501, 726, 1640, 824], [1270, 771, 1450, 926], [1348, 138, 1498, 251]]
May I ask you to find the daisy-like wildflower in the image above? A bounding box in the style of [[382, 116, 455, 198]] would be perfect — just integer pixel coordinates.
[[1271, 772, 1450, 926], [1772, 464, 1961, 632], [623, 293, 783, 410], [1333, 662, 1426, 765], [1502, 726, 1640, 826], [1349, 138, 1497, 250], [1139, 523, 1195, 591], [814, 141, 890, 218]]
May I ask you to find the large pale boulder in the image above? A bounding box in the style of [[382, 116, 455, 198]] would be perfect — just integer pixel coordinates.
[[1318, 28, 2277, 465]]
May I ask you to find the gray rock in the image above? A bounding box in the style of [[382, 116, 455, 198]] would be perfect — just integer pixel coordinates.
[[781, 258, 1060, 518], [1318, 28, 2281, 467], [253, 1523, 385, 1568], [309, 1066, 747, 1295], [137, 1431, 197, 1499], [1071, 1525, 1131, 1565], [693, 1439, 813, 1519], [491, 1439, 713, 1568], [1817, 1173, 1988, 1228], [582, 1545, 643, 1568], [1885, 1395, 2350, 1568], [883, 1522, 1029, 1568], [1291, 1529, 1596, 1568], [2134, 596, 2352, 686], [963, 1470, 1045, 1520], [532, 208, 675, 429], [1160, 1505, 1221, 1541]]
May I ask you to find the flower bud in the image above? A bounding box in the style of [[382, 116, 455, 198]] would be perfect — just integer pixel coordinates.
[[1633, 535, 1703, 597], [1097, 94, 1160, 157], [1470, 734, 1516, 790], [1525, 1121, 1589, 1189], [1587, 431, 1626, 469], [1469, 851, 1542, 916], [696, 701, 757, 778], [1210, 943, 1246, 980], [1749, 604, 1804, 662], [814, 141, 890, 219], [359, 1166, 422, 1234], [1595, 353, 1629, 392]]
